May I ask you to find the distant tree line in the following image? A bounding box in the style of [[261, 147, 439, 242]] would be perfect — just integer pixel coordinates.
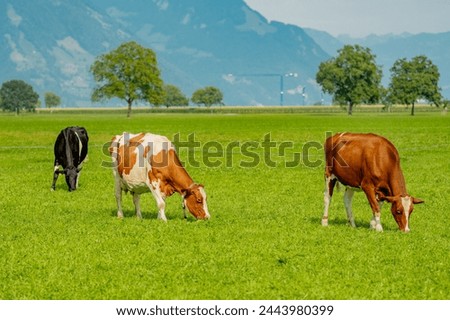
[[1, 41, 445, 116], [316, 44, 444, 115]]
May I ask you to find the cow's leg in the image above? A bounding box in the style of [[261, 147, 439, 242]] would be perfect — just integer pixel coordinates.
[[132, 192, 142, 219], [148, 182, 167, 222], [362, 185, 383, 232], [76, 170, 81, 189], [322, 174, 337, 226], [51, 161, 60, 191], [181, 196, 187, 219], [343, 188, 356, 227], [370, 200, 384, 229], [154, 192, 167, 222], [369, 212, 383, 232], [114, 179, 124, 219]]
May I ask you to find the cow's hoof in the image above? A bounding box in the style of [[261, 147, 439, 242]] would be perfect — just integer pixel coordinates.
[[321, 218, 328, 227]]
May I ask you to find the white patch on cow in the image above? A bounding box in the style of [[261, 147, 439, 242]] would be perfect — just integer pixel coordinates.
[[148, 179, 167, 221], [199, 187, 210, 219], [54, 165, 59, 172], [401, 196, 412, 232], [322, 174, 335, 226], [74, 131, 83, 158], [151, 179, 159, 190], [142, 133, 174, 156], [373, 213, 383, 232]]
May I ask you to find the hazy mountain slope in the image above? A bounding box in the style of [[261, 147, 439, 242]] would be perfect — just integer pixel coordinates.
[[92, 0, 330, 105], [2, 0, 129, 105], [1, 0, 330, 106]]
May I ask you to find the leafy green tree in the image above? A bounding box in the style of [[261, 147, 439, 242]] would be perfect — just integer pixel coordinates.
[[0, 80, 39, 112], [45, 92, 61, 108], [163, 84, 189, 107], [90, 41, 164, 117], [316, 45, 383, 115], [388, 55, 442, 115], [191, 86, 223, 107]]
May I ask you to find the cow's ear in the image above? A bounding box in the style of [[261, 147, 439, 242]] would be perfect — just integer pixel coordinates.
[[412, 197, 424, 204], [182, 188, 191, 197], [376, 191, 385, 201], [382, 195, 397, 203], [376, 192, 392, 202]]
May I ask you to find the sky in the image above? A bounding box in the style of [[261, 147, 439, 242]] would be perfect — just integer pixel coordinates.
[[243, 0, 450, 38]]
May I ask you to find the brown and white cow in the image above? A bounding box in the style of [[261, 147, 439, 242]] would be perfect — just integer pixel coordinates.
[[109, 132, 210, 221], [322, 133, 423, 232]]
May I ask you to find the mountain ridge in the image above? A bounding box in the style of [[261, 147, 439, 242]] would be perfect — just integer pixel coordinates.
[[2, 0, 329, 106], [2, 0, 448, 106]]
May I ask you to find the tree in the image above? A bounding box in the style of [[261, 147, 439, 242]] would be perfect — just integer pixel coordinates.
[[191, 86, 223, 107], [0, 80, 39, 112], [316, 45, 383, 115], [388, 55, 442, 116], [45, 92, 61, 108], [163, 84, 189, 107], [90, 41, 164, 117]]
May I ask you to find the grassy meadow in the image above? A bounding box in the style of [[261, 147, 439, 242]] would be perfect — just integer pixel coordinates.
[[0, 110, 449, 300]]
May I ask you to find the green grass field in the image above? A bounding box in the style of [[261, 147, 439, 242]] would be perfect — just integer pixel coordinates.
[[0, 111, 449, 299]]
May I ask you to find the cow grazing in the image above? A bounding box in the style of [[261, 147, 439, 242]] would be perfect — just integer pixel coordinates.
[[109, 132, 210, 221], [52, 126, 89, 191], [322, 132, 423, 232]]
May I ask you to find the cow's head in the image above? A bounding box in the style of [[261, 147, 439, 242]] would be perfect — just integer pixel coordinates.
[[183, 184, 210, 220], [64, 166, 80, 192], [381, 195, 424, 232]]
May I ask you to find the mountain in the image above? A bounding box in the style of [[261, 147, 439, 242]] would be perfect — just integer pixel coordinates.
[[303, 28, 342, 57], [5, 0, 447, 107], [1, 0, 330, 106], [1, 0, 128, 106], [304, 29, 450, 100]]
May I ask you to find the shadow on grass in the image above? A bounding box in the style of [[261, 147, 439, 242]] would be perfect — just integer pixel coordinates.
[[109, 209, 156, 220], [310, 216, 397, 232], [108, 209, 197, 222]]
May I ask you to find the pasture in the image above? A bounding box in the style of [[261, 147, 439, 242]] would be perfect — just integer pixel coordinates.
[[0, 111, 448, 300]]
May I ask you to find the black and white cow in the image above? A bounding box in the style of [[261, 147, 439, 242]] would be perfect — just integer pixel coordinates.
[[52, 126, 89, 191]]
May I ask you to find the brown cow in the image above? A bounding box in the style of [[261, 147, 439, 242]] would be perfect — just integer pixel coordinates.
[[322, 132, 423, 232], [109, 132, 210, 221]]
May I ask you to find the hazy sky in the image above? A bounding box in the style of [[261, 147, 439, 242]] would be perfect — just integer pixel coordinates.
[[243, 0, 450, 37]]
